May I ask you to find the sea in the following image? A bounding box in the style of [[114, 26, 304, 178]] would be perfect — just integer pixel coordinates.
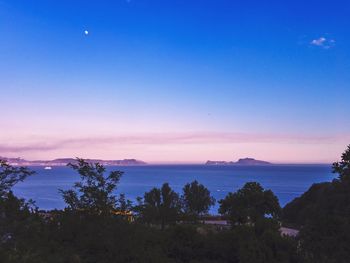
[[13, 164, 335, 214]]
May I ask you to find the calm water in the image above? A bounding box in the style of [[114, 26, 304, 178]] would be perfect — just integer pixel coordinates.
[[13, 165, 335, 213]]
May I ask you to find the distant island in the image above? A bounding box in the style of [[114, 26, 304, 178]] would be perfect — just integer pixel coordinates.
[[206, 158, 271, 165], [0, 157, 147, 166]]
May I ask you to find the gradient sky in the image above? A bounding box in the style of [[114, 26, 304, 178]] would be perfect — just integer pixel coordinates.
[[0, 0, 349, 163]]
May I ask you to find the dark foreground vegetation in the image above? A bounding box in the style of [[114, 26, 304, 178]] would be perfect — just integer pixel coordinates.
[[1, 145, 350, 263]]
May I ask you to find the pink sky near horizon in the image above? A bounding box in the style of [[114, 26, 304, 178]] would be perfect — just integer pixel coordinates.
[[1, 103, 349, 164], [1, 131, 348, 164]]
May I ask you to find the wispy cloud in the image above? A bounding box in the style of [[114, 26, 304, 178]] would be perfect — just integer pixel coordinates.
[[0, 132, 349, 154], [311, 37, 326, 46], [310, 36, 335, 49]]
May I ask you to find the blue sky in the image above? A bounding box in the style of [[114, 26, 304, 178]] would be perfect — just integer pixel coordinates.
[[0, 0, 349, 163]]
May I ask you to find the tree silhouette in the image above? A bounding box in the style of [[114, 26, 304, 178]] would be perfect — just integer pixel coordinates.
[[139, 183, 181, 229], [333, 144, 350, 182], [60, 158, 123, 215], [181, 180, 215, 221], [0, 159, 35, 198], [219, 182, 281, 225]]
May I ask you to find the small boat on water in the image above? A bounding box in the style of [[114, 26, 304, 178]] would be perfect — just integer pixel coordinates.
[[44, 166, 52, 170]]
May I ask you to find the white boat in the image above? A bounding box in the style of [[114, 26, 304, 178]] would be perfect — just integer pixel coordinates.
[[44, 166, 52, 170]]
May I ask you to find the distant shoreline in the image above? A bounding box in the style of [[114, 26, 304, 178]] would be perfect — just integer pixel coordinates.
[[1, 156, 332, 167], [0, 157, 147, 166]]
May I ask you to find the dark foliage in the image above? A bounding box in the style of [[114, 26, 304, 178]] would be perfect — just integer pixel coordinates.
[[333, 144, 350, 181], [0, 159, 35, 197], [181, 180, 215, 222], [283, 144, 350, 262], [59, 158, 123, 215], [136, 183, 181, 229], [219, 182, 281, 225], [0, 158, 303, 262], [0, 191, 44, 263]]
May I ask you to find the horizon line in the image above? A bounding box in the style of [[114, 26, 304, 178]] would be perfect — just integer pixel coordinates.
[[1, 155, 334, 166]]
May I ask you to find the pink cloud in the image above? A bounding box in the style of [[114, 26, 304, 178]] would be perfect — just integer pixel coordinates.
[[0, 132, 349, 154]]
